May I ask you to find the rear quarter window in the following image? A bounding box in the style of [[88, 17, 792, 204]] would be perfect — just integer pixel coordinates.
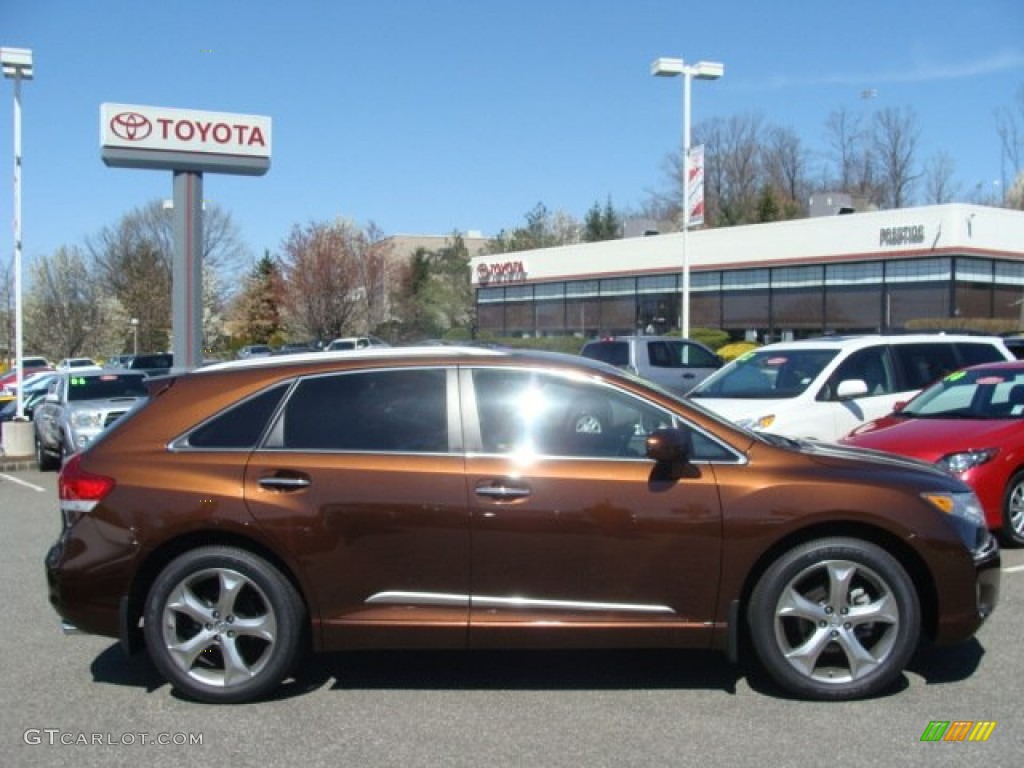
[[892, 343, 961, 390], [185, 383, 290, 449], [956, 341, 1010, 367], [581, 342, 630, 367]]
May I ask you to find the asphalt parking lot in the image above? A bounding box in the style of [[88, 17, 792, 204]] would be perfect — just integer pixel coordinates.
[[2, 467, 1022, 768]]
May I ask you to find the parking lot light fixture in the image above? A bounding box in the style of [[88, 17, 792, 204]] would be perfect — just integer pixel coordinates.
[[651, 55, 723, 338], [2, 47, 32, 420]]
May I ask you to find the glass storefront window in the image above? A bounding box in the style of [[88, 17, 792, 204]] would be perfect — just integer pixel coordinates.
[[825, 285, 882, 331]]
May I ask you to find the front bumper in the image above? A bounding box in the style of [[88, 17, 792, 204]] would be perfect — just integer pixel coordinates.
[[973, 533, 1000, 622]]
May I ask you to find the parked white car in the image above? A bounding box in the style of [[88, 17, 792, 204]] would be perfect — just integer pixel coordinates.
[[56, 357, 101, 372], [688, 334, 1014, 441], [324, 336, 389, 351]]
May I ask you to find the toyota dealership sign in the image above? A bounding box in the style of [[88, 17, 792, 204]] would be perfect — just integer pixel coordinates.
[[101, 103, 272, 175]]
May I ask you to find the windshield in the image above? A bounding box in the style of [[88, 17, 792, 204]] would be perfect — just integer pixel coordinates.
[[67, 374, 149, 401], [901, 366, 1024, 419], [691, 348, 838, 399]]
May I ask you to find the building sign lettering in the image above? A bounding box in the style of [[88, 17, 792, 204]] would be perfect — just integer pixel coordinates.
[[476, 260, 527, 284], [879, 225, 925, 247]]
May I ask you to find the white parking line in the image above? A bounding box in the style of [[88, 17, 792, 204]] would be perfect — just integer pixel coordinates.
[[0, 473, 45, 493], [1004, 565, 1024, 574]]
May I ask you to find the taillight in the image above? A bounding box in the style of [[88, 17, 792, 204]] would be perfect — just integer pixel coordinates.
[[59, 453, 115, 523]]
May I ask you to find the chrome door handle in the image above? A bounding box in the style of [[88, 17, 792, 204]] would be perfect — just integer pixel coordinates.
[[475, 484, 531, 500], [259, 475, 312, 491]]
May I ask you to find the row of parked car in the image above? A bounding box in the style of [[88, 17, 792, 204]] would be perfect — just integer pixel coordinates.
[[582, 332, 1023, 545], [237, 336, 390, 359]]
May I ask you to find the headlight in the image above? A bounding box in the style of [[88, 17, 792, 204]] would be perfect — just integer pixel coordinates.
[[937, 448, 997, 474], [70, 409, 104, 429], [922, 490, 986, 528], [736, 414, 775, 431]]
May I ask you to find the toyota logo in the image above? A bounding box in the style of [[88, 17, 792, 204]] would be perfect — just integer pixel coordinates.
[[109, 112, 153, 141]]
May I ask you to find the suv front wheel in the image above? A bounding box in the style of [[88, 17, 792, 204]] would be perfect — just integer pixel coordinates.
[[143, 547, 306, 704], [747, 537, 920, 701]]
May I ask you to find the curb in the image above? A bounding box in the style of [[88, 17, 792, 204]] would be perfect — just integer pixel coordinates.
[[0, 456, 38, 472]]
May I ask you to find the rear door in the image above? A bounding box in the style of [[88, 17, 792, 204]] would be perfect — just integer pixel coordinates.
[[242, 366, 471, 649]]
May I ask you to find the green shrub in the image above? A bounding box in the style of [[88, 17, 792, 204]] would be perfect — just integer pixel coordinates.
[[716, 341, 759, 361]]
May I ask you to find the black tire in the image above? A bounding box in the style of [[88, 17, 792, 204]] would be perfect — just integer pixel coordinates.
[[747, 537, 920, 701], [143, 547, 305, 704], [1001, 471, 1024, 547], [35, 435, 60, 472]]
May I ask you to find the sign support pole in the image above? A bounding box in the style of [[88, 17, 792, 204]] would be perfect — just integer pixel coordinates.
[[172, 170, 203, 370]]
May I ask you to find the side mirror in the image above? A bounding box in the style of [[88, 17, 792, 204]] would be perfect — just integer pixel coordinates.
[[835, 379, 869, 400], [645, 427, 693, 479]]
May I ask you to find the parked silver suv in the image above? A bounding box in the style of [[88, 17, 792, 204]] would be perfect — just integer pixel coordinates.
[[33, 371, 149, 470], [580, 335, 722, 394]]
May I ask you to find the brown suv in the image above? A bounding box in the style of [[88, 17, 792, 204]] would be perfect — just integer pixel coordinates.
[[46, 347, 1000, 703]]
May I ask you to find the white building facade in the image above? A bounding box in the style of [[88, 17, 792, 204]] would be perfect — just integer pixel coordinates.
[[470, 204, 1024, 341]]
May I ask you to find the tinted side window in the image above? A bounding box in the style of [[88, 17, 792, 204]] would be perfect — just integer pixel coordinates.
[[956, 342, 1007, 367], [822, 347, 894, 400], [678, 341, 719, 368], [187, 383, 289, 448], [647, 342, 720, 370], [471, 368, 734, 461], [281, 369, 447, 452], [892, 343, 960, 390], [648, 341, 718, 369], [581, 342, 629, 367]]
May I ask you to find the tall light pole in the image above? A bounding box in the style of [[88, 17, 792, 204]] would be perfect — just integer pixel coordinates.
[[651, 56, 723, 338], [2, 47, 32, 421]]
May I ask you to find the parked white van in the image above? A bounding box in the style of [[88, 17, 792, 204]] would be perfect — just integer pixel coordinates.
[[688, 334, 1014, 441]]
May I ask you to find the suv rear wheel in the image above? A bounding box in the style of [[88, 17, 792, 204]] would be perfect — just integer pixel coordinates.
[[747, 538, 920, 701], [143, 547, 305, 704]]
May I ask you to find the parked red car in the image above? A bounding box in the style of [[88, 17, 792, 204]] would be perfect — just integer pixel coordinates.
[[0, 357, 54, 399], [842, 360, 1024, 546]]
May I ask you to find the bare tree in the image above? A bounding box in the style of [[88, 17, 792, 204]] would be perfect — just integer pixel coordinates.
[[996, 84, 1024, 193], [697, 113, 766, 226], [763, 125, 811, 217], [357, 222, 396, 334], [922, 150, 960, 204], [873, 106, 921, 209], [280, 218, 386, 342], [487, 203, 581, 253], [823, 106, 877, 202], [0, 262, 11, 365], [89, 200, 248, 353], [24, 246, 119, 359]]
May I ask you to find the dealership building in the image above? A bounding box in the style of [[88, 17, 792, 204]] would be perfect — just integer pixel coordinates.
[[469, 203, 1024, 342]]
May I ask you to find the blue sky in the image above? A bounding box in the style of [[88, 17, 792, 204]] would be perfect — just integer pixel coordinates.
[[2, 0, 1022, 267]]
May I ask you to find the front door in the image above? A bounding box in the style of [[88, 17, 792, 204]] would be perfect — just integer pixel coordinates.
[[461, 366, 725, 649]]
